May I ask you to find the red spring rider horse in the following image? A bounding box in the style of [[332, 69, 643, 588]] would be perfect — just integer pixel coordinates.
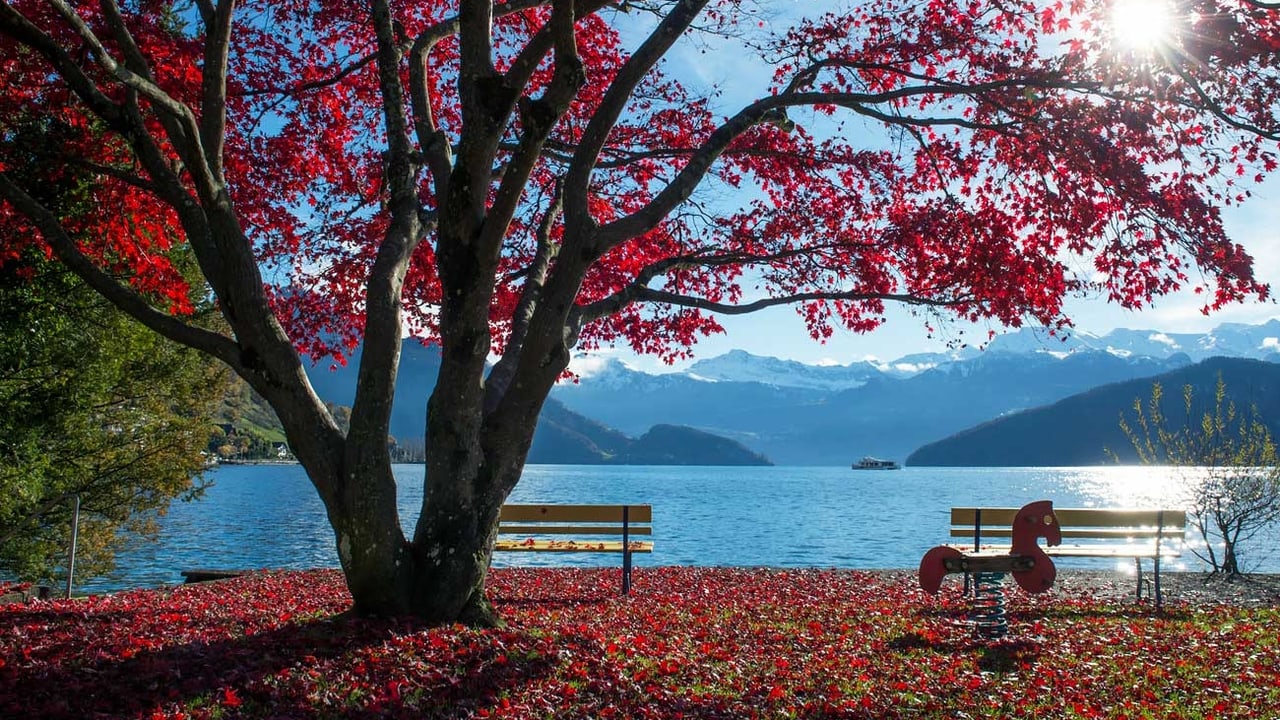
[[918, 500, 1061, 595]]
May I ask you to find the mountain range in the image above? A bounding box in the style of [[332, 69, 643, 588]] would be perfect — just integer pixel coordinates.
[[551, 319, 1280, 465], [302, 342, 771, 466], [265, 319, 1280, 467]]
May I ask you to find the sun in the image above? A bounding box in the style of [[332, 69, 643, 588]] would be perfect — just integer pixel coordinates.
[[1109, 0, 1178, 52]]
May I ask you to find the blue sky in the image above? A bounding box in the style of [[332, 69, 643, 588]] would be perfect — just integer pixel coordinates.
[[597, 1, 1280, 371]]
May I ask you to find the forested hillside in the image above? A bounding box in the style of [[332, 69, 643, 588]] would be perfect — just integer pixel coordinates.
[[907, 357, 1280, 466]]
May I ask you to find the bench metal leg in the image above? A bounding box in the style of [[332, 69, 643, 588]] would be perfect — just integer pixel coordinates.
[[622, 505, 632, 594], [622, 549, 632, 595], [1154, 553, 1163, 611], [1134, 558, 1143, 600]]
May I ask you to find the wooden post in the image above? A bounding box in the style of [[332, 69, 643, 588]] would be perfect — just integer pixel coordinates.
[[65, 494, 80, 599]]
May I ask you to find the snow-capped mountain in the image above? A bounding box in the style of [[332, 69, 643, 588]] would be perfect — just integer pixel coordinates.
[[654, 320, 1280, 391], [685, 350, 892, 392], [552, 347, 1191, 465], [551, 319, 1280, 465], [986, 321, 1280, 362]]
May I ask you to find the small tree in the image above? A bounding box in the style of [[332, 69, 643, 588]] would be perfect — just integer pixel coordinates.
[[0, 254, 226, 585], [1121, 377, 1280, 576]]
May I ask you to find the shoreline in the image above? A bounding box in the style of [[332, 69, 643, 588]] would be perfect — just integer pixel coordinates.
[[210, 458, 299, 466], [876, 568, 1280, 607], [8, 567, 1280, 608]]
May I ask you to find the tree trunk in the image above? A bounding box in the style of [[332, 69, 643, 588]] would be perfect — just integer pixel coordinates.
[[303, 389, 537, 624], [1222, 544, 1240, 576], [313, 452, 507, 624], [327, 457, 415, 616], [1220, 521, 1241, 577], [410, 479, 505, 626]]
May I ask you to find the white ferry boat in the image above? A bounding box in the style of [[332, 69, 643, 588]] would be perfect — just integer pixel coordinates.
[[851, 456, 901, 470]]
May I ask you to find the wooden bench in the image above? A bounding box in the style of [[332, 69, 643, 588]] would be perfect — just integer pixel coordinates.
[[182, 503, 654, 593], [495, 503, 653, 594], [948, 506, 1186, 608]]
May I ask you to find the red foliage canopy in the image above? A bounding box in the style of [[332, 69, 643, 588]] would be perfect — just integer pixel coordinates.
[[2, 0, 1277, 365]]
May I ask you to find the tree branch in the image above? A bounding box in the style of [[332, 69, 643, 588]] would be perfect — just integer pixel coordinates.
[[573, 242, 890, 324], [44, 0, 222, 202], [484, 179, 564, 414], [594, 72, 1102, 251], [0, 491, 79, 546], [409, 21, 461, 191], [1165, 63, 1280, 141], [98, 0, 154, 82], [597, 285, 971, 318], [194, 0, 216, 22], [344, 0, 431, 459], [407, 0, 560, 194], [459, 0, 499, 103], [0, 5, 123, 124], [71, 159, 162, 195], [0, 4, 232, 294], [198, 0, 236, 182], [593, 96, 785, 247], [562, 0, 711, 235], [0, 173, 244, 370], [371, 0, 417, 206], [478, 0, 585, 253]]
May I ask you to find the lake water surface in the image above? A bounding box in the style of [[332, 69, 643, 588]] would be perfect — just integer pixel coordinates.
[[81, 464, 1280, 594]]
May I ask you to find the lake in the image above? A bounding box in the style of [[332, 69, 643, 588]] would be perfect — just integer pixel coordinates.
[[80, 464, 1280, 594]]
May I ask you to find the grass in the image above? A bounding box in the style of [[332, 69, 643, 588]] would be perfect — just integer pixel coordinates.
[[2, 567, 1278, 718]]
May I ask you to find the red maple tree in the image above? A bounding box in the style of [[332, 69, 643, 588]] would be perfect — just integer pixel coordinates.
[[1, 0, 1277, 623]]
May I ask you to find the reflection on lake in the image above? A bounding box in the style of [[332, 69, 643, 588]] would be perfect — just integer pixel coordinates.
[[83, 464, 1280, 593]]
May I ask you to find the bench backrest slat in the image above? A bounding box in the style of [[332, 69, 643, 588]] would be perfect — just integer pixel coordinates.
[[950, 507, 1186, 541], [952, 527, 1183, 539], [500, 504, 653, 524], [951, 507, 1185, 527], [498, 523, 653, 536]]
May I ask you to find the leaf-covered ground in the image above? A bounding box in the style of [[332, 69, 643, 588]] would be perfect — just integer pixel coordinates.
[[2, 568, 1278, 719]]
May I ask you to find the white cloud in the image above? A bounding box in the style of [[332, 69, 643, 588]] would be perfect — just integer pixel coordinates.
[[1262, 337, 1280, 351], [1147, 332, 1180, 349], [565, 354, 615, 379]]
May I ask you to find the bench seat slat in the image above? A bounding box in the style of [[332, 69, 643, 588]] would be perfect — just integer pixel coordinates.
[[946, 543, 1181, 558], [495, 539, 654, 553], [1046, 545, 1179, 558], [498, 524, 652, 535]]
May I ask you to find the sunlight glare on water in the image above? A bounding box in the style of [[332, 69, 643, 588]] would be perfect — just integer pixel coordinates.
[[1054, 465, 1195, 508]]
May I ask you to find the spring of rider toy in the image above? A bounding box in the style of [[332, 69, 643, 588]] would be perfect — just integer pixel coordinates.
[[970, 572, 1009, 639]]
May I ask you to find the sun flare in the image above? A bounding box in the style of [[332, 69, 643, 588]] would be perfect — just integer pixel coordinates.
[[1110, 0, 1178, 52]]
